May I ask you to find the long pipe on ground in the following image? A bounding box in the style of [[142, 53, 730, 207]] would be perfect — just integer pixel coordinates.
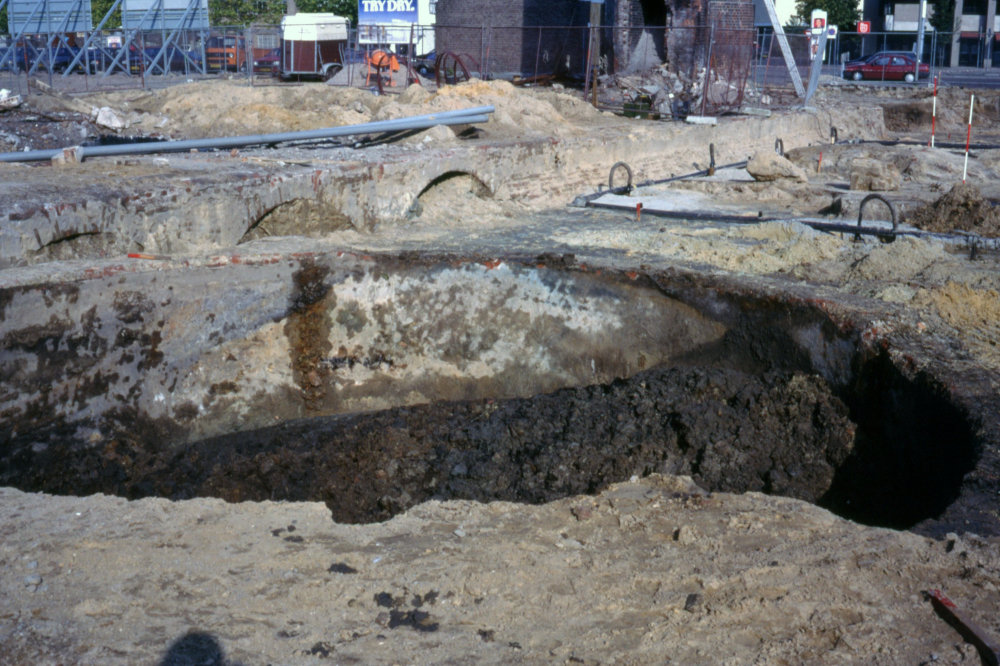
[[586, 200, 998, 246], [0, 106, 496, 163]]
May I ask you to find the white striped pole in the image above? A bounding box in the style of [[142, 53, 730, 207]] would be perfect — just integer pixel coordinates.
[[963, 94, 974, 184], [930, 75, 937, 147]]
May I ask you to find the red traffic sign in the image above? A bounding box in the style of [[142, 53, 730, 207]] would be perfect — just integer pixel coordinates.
[[858, 21, 871, 34]]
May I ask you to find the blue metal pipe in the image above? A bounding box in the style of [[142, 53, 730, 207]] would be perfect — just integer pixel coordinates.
[[0, 106, 495, 162]]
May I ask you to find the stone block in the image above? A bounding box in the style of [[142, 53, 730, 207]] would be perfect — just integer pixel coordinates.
[[746, 150, 808, 183], [849, 158, 901, 191]]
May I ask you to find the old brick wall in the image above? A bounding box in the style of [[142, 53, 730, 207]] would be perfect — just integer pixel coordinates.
[[434, 0, 751, 78], [435, 0, 589, 78]]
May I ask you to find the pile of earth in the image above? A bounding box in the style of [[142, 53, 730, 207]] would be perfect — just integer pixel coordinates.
[[909, 182, 1000, 237], [1, 365, 855, 525], [80, 78, 611, 139]]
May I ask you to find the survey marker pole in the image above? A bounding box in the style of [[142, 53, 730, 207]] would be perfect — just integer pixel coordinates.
[[761, 0, 805, 97]]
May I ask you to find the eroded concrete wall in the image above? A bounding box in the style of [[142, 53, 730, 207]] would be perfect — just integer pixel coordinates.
[[0, 107, 886, 269], [0, 251, 726, 449]]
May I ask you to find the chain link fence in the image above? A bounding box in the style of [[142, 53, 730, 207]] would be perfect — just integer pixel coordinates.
[[7, 22, 996, 113]]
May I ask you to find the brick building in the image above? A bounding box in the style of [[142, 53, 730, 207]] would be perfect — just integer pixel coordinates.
[[434, 0, 754, 78]]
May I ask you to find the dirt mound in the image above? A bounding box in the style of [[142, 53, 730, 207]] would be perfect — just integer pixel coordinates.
[[81, 78, 610, 140], [909, 183, 1000, 237], [373, 78, 608, 137], [0, 366, 854, 524], [882, 99, 934, 132]]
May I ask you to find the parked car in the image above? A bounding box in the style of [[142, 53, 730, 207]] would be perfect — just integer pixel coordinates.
[[843, 52, 929, 82], [0, 45, 86, 73], [844, 51, 915, 67], [412, 50, 435, 76], [253, 47, 281, 73], [205, 35, 248, 72]]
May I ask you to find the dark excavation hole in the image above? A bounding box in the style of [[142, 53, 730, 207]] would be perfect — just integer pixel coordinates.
[[0, 274, 983, 536], [0, 352, 979, 535], [818, 352, 978, 532]]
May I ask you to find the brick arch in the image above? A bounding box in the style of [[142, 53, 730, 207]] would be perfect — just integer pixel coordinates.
[[415, 169, 494, 200]]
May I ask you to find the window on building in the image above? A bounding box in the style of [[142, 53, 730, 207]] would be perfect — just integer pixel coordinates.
[[429, 0, 436, 15], [963, 0, 988, 15]]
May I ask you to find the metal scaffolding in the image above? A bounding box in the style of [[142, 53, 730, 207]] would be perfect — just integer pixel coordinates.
[[1, 0, 93, 74], [0, 0, 209, 78]]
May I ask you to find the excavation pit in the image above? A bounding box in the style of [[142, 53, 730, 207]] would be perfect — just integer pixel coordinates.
[[0, 253, 981, 536]]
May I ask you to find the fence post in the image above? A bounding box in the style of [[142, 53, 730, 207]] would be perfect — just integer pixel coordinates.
[[83, 30, 91, 90], [762, 29, 774, 92], [480, 24, 485, 79], [701, 24, 714, 117], [407, 23, 414, 86], [247, 24, 253, 85], [534, 26, 542, 81]]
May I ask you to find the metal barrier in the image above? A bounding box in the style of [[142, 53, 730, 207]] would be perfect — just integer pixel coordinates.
[[5, 21, 995, 107]]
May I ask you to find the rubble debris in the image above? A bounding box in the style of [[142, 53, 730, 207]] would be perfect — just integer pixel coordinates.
[[850, 157, 901, 191], [29, 78, 94, 116], [685, 116, 717, 126], [0, 89, 23, 112], [746, 150, 808, 183], [737, 107, 771, 118], [909, 183, 1000, 237], [50, 146, 82, 166], [92, 106, 130, 132]]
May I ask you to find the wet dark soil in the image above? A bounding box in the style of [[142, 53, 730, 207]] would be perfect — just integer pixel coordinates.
[[0, 365, 858, 524]]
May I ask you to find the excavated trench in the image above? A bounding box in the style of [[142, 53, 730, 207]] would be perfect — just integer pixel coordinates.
[[0, 257, 982, 535]]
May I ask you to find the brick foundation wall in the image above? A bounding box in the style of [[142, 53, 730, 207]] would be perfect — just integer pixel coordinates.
[[433, 0, 751, 78]]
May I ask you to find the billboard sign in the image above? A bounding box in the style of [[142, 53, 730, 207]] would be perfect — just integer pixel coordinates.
[[358, 0, 417, 44], [8, 0, 93, 35], [122, 0, 209, 32]]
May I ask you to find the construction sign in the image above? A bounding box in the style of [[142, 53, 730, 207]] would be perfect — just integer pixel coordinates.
[[811, 9, 827, 34]]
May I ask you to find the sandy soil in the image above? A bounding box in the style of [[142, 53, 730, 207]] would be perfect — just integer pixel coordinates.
[[71, 79, 617, 140], [6, 79, 1000, 666], [2, 476, 999, 666]]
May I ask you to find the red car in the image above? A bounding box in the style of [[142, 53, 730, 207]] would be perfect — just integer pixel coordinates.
[[843, 53, 929, 82]]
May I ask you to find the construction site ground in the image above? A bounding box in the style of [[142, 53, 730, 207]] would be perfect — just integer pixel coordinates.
[[3, 78, 1000, 665]]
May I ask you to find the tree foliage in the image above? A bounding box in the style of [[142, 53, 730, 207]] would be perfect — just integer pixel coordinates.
[[294, 0, 356, 23], [791, 0, 860, 30], [929, 0, 956, 33], [91, 0, 122, 30], [210, 0, 287, 25]]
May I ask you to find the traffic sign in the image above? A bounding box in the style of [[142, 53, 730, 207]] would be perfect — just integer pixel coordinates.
[[827, 25, 838, 37], [858, 21, 871, 34]]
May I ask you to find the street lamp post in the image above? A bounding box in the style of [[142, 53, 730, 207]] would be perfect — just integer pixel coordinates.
[[915, 0, 927, 82]]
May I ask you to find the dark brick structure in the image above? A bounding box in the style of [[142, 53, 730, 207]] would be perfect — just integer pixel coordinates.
[[435, 0, 753, 78]]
